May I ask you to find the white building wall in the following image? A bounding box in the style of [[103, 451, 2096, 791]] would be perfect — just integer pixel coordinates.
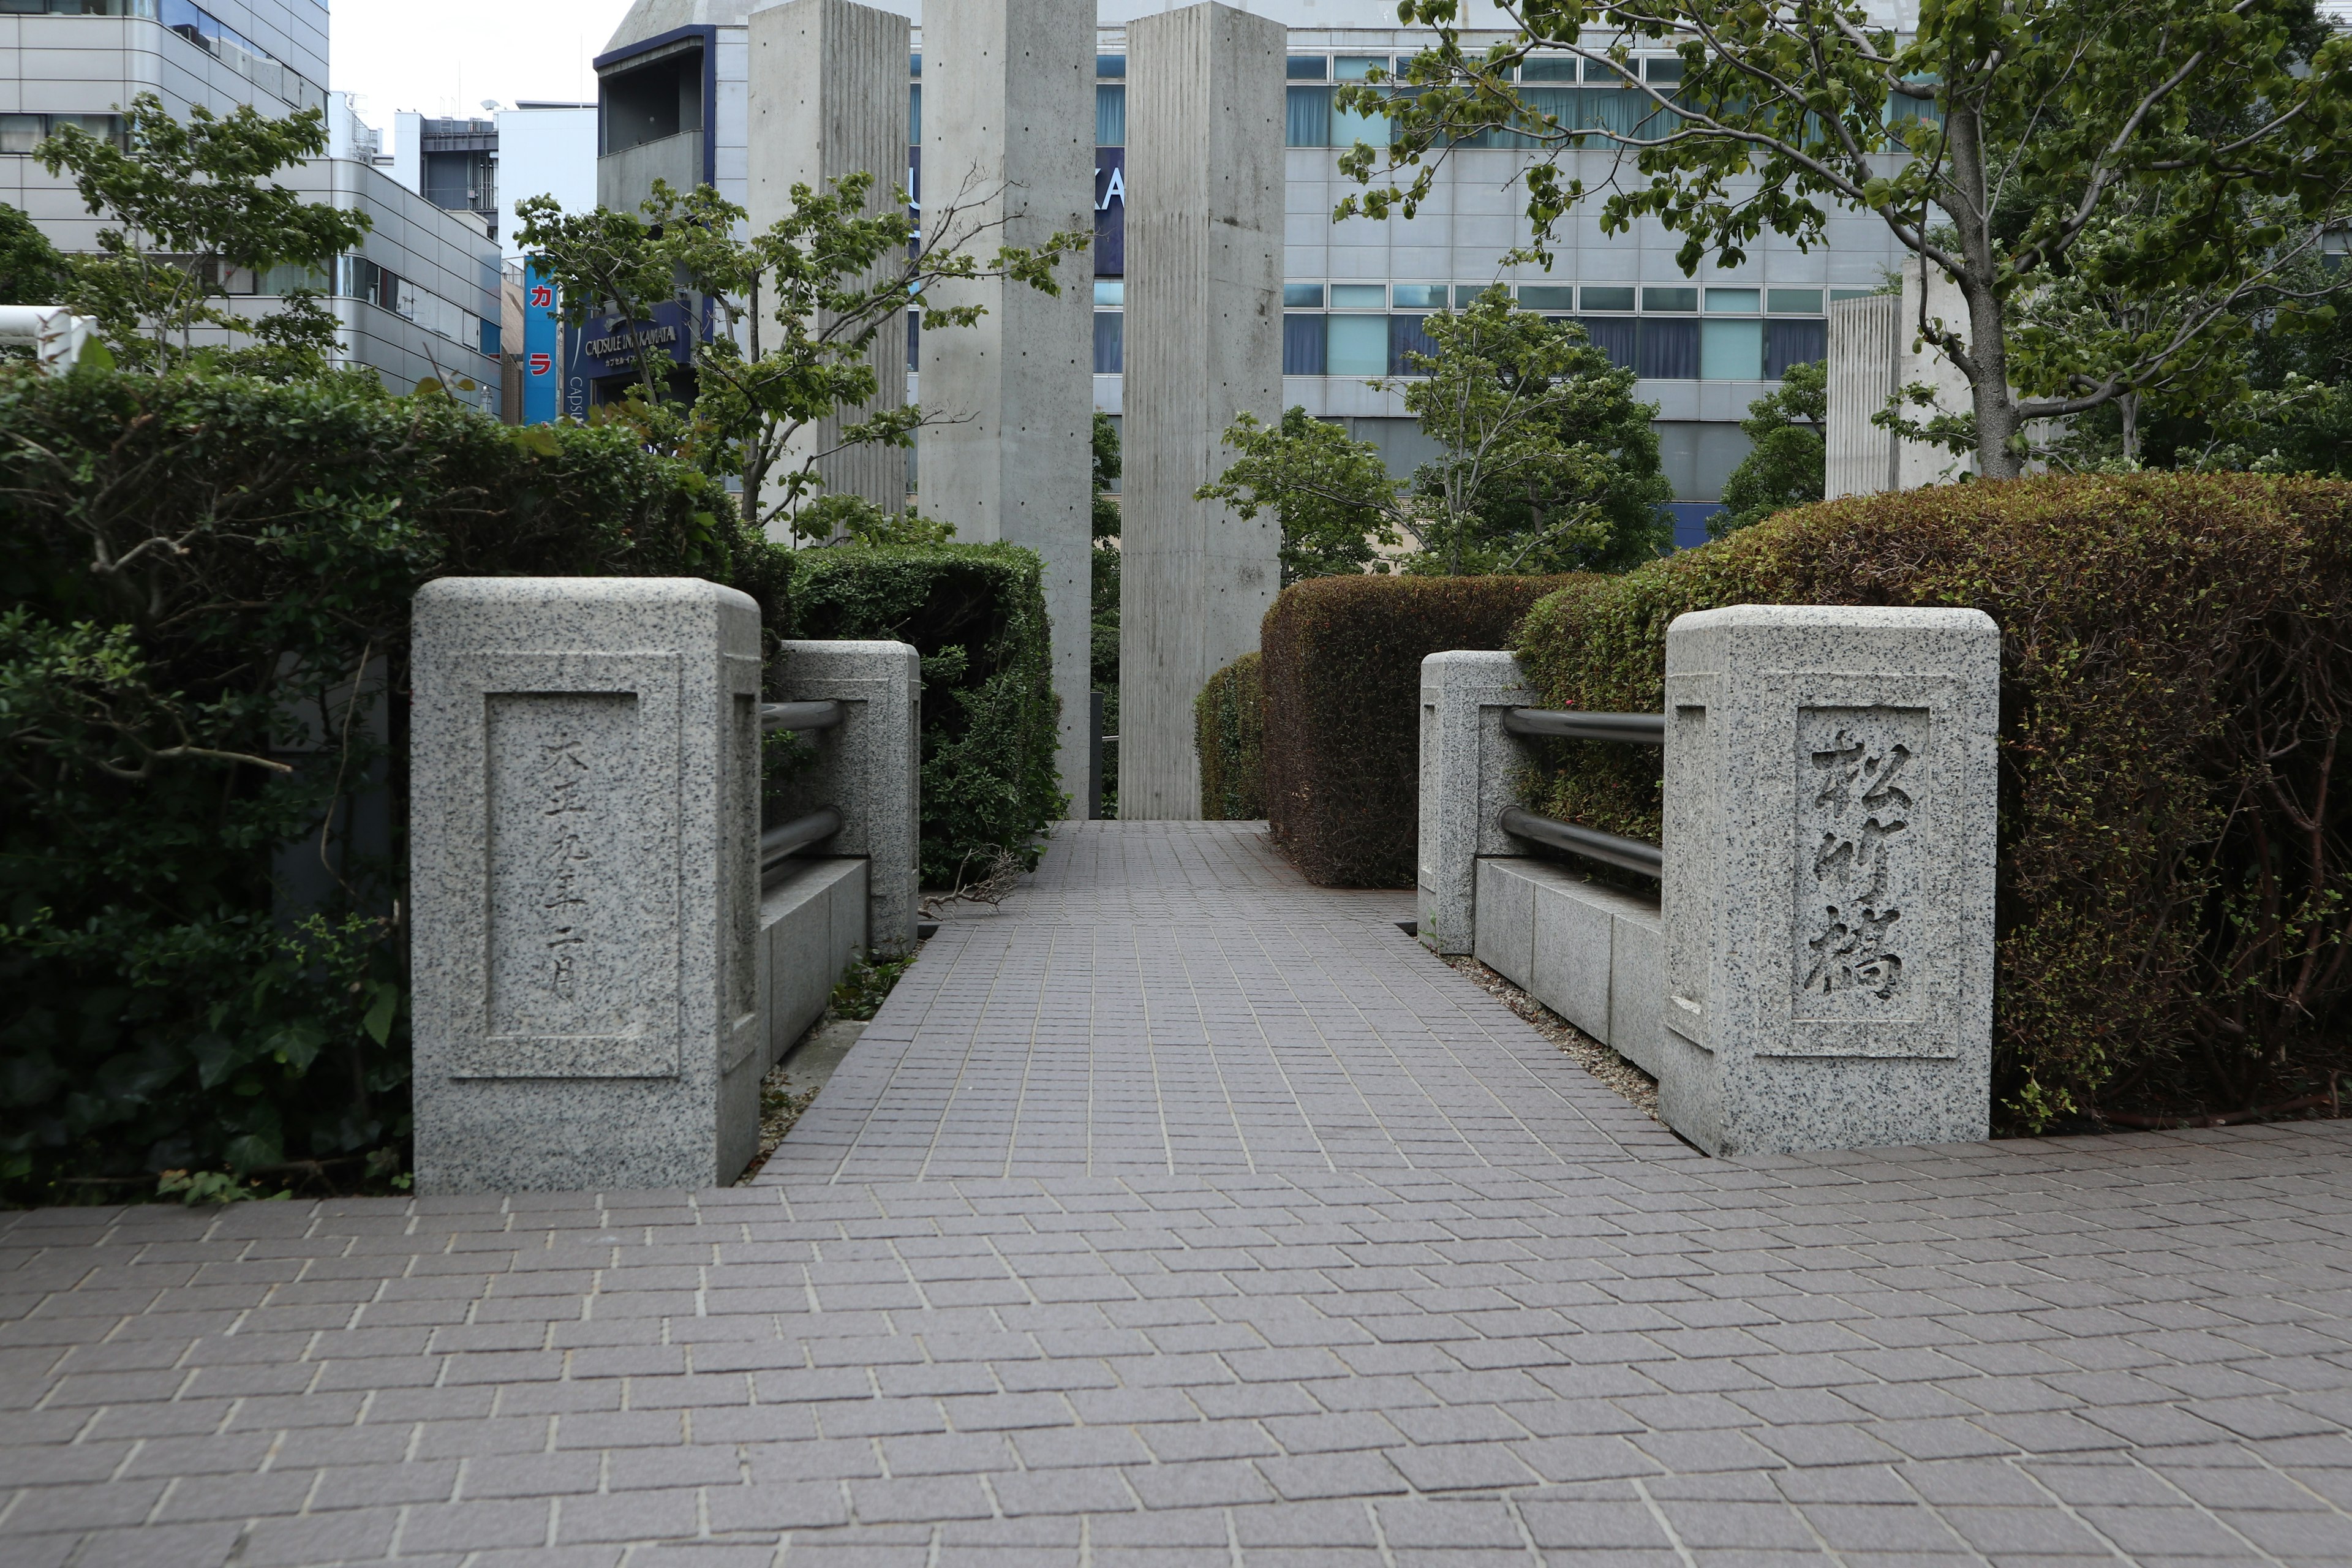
[[494, 105, 596, 256]]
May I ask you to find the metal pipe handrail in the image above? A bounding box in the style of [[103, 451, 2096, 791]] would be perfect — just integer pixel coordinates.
[[761, 700, 844, 734], [1498, 806, 1662, 879], [1502, 707, 1664, 745], [760, 806, 843, 875]]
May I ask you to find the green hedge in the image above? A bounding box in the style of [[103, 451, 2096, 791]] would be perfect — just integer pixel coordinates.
[[1195, 652, 1264, 820], [0, 367, 739, 1203], [1263, 573, 1586, 886], [785, 543, 1061, 883], [1512, 473, 2352, 1131]]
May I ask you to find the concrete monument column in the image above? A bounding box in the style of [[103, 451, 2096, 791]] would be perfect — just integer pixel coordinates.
[[1119, 1, 1284, 819], [747, 0, 910, 531], [1659, 605, 1999, 1155], [410, 578, 766, 1193], [918, 0, 1095, 817]]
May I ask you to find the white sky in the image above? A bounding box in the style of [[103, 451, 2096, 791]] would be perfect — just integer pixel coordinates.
[[328, 0, 638, 134]]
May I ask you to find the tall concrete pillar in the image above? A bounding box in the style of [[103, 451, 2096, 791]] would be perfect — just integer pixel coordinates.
[[1120, 2, 1284, 820], [918, 0, 1096, 817], [747, 0, 909, 533]]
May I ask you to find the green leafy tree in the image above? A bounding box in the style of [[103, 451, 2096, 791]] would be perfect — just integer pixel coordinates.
[[1091, 410, 1122, 544], [1204, 292, 1670, 575], [1714, 361, 1826, 536], [0, 203, 69, 306], [38, 93, 370, 376], [1201, 407, 1404, 584], [1346, 1, 2352, 480], [516, 174, 1086, 538]]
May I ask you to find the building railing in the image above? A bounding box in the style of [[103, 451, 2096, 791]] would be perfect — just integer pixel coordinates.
[[1495, 707, 1663, 878], [758, 701, 848, 884]]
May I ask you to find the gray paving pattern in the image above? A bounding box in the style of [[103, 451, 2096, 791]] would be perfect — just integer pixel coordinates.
[[3, 823, 2350, 1567]]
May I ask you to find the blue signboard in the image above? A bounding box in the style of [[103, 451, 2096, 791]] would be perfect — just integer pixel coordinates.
[[1094, 149, 1124, 275], [562, 298, 705, 388], [908, 145, 1125, 276], [520, 258, 560, 425]]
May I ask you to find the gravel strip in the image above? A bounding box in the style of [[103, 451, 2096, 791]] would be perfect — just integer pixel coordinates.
[[1445, 953, 1662, 1121]]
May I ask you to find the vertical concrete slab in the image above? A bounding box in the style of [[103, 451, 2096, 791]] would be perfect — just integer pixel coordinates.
[[410, 578, 766, 1193], [1826, 292, 1900, 499], [747, 0, 909, 527], [1660, 605, 2000, 1155], [1119, 1, 1284, 818], [918, 0, 1096, 818]]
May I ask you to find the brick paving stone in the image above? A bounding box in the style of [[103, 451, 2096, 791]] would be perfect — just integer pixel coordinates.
[[0, 824, 2345, 1566]]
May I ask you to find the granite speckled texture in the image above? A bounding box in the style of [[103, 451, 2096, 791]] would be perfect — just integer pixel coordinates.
[[1475, 858, 1665, 1077], [758, 857, 868, 1066], [411, 578, 765, 1193], [1661, 604, 2000, 1155], [770, 639, 921, 956], [1415, 650, 1537, 954]]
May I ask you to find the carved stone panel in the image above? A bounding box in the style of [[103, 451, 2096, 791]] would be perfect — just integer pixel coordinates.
[[1792, 704, 1928, 1022]]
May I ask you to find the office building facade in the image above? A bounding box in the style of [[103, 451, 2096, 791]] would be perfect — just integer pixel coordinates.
[[0, 0, 504, 412], [591, 0, 1911, 532]]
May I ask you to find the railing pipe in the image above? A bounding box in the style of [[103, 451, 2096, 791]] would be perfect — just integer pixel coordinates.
[[761, 699, 844, 734], [760, 806, 843, 875], [1497, 806, 1662, 879], [1502, 708, 1664, 745]]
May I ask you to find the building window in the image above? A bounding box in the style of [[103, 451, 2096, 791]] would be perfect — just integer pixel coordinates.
[[481, 319, 501, 358], [0, 113, 126, 153], [1700, 317, 1762, 380], [159, 0, 323, 114], [1283, 282, 1324, 308], [1325, 314, 1386, 377], [907, 310, 919, 370], [1286, 56, 1327, 80], [1329, 283, 1386, 310], [908, 85, 921, 144], [603, 45, 702, 155], [1390, 284, 1446, 309], [1637, 317, 1700, 379], [1096, 84, 1125, 147], [1389, 314, 1437, 376], [1767, 288, 1823, 314], [1096, 53, 1125, 79], [1764, 318, 1828, 378], [1285, 86, 1331, 147], [1642, 286, 1698, 312], [1578, 317, 1638, 369], [1093, 312, 1122, 374], [1517, 285, 1575, 311], [1283, 314, 1325, 375], [1580, 285, 1635, 312]]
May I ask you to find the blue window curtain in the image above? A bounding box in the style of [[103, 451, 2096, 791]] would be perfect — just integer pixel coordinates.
[[1577, 317, 1637, 370], [1283, 314, 1327, 375], [907, 311, 921, 371], [1093, 312, 1123, 374], [1286, 86, 1332, 146], [1389, 314, 1436, 376], [1637, 318, 1700, 379], [1096, 85, 1126, 146], [1764, 318, 1828, 379]]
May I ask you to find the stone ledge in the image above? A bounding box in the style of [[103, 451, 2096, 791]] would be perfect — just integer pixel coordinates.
[[1472, 857, 1663, 1077], [759, 856, 868, 1068]]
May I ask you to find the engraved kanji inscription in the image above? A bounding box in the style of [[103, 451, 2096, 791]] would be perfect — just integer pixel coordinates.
[[486, 692, 641, 1038], [1794, 706, 1928, 1017]]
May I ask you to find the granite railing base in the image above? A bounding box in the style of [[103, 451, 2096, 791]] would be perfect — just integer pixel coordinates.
[[758, 857, 869, 1068], [1472, 858, 1664, 1079]]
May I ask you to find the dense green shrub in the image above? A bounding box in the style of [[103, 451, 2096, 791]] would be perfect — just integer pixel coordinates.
[[785, 543, 1061, 883], [1264, 573, 1585, 886], [1195, 653, 1264, 820], [1513, 473, 2352, 1130], [0, 366, 738, 1204]]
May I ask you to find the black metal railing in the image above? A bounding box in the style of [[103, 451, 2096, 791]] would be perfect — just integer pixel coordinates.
[[758, 701, 847, 887], [762, 699, 844, 733], [761, 807, 843, 884], [1498, 707, 1664, 878]]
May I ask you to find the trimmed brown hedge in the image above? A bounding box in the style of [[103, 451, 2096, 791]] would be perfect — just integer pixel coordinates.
[[1196, 652, 1265, 820], [1265, 573, 1586, 886], [1512, 473, 2352, 1132]]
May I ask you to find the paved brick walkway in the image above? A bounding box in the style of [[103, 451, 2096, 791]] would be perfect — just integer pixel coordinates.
[[5, 823, 2351, 1567]]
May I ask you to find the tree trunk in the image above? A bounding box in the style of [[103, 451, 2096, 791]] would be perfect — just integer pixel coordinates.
[[1940, 100, 2025, 482]]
